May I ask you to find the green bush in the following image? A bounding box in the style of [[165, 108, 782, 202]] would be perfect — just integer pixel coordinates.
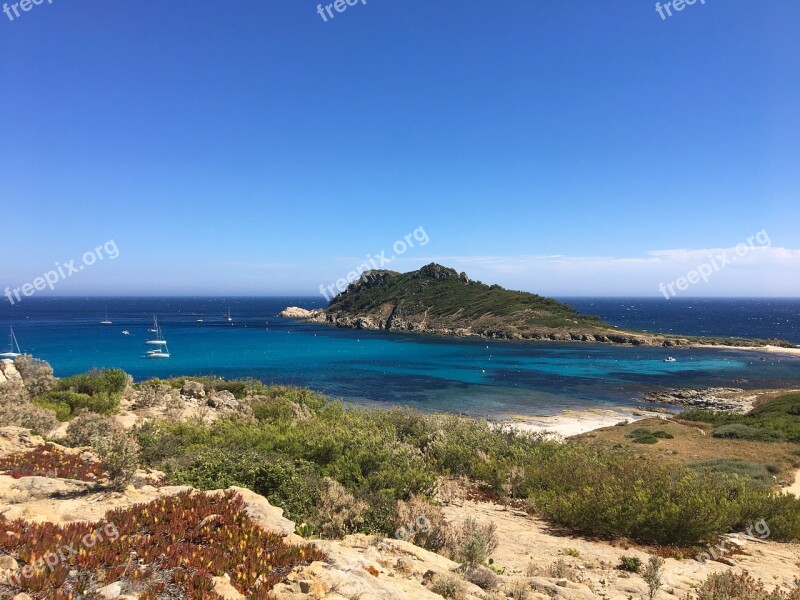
[[683, 394, 800, 442], [712, 424, 784, 442], [31, 396, 72, 421], [167, 447, 322, 523], [626, 427, 672, 445], [58, 368, 128, 397], [34, 390, 119, 418], [689, 459, 776, 488], [619, 556, 642, 573]]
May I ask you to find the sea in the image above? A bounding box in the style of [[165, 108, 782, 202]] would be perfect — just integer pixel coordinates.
[[1, 297, 799, 418]]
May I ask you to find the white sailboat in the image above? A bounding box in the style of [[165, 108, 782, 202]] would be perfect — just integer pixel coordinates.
[[145, 325, 170, 358], [226, 307, 232, 322], [0, 327, 22, 359], [100, 308, 112, 325], [149, 316, 159, 333]]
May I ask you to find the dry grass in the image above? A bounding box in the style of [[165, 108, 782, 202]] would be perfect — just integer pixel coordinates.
[[576, 418, 800, 486]]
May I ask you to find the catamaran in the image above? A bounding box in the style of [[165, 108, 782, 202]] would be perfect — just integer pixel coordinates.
[[0, 327, 22, 359], [145, 326, 170, 358], [100, 308, 112, 325]]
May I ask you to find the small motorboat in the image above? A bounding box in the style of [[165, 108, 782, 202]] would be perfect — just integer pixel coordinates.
[[664, 357, 677, 363], [121, 330, 130, 335]]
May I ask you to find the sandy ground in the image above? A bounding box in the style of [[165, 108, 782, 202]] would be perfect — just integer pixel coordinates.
[[505, 407, 668, 438], [785, 469, 800, 498], [443, 497, 800, 599]]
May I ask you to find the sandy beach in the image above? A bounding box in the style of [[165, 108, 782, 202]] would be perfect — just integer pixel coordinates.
[[693, 343, 800, 357], [505, 406, 669, 438]]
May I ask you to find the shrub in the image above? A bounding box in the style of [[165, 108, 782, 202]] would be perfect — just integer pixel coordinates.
[[619, 556, 642, 573], [0, 399, 59, 436], [507, 579, 531, 600], [465, 565, 497, 590], [394, 495, 449, 552], [643, 555, 664, 600], [13, 355, 55, 397], [429, 573, 466, 600], [689, 459, 775, 488], [31, 396, 72, 421], [626, 427, 673, 444], [682, 570, 800, 600], [166, 448, 322, 524], [35, 390, 119, 419], [455, 517, 498, 569], [548, 558, 575, 579], [65, 412, 123, 447], [92, 433, 140, 490], [58, 368, 128, 397], [712, 424, 784, 442], [314, 477, 368, 539]]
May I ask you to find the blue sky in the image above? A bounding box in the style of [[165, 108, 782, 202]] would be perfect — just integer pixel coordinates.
[[1, 0, 798, 297]]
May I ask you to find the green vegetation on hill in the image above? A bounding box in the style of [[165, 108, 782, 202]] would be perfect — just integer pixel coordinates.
[[327, 263, 608, 333], [32, 368, 128, 420], [682, 393, 800, 443], [134, 380, 800, 547]]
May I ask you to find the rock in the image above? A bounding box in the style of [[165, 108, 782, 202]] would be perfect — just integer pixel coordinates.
[[279, 307, 314, 319], [0, 427, 45, 458], [212, 573, 246, 599], [221, 486, 296, 536], [207, 390, 238, 410], [12, 594, 33, 600], [180, 380, 206, 399], [0, 360, 22, 384], [95, 581, 123, 599], [0, 475, 95, 504], [0, 369, 6, 385], [557, 578, 568, 587]]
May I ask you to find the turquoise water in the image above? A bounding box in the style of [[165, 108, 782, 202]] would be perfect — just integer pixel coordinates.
[[2, 297, 799, 417]]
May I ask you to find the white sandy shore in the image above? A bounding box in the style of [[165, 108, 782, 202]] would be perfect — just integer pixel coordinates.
[[503, 406, 669, 438], [693, 344, 800, 357]]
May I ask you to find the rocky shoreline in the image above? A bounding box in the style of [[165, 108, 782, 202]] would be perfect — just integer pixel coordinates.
[[642, 387, 759, 413], [278, 306, 798, 352]]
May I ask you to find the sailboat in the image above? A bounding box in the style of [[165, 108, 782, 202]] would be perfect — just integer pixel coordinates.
[[100, 308, 112, 325], [226, 307, 232, 322], [149, 316, 159, 333], [0, 327, 22, 359], [145, 326, 170, 358]]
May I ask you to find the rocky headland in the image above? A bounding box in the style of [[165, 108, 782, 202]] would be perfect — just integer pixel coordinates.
[[280, 263, 797, 351]]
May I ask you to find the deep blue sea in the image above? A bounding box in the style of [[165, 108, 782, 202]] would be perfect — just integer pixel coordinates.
[[1, 297, 799, 417]]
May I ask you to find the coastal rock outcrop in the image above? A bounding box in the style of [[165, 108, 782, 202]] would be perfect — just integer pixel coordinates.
[[643, 387, 755, 412], [279, 307, 324, 319], [207, 390, 239, 410], [0, 360, 22, 385], [180, 380, 206, 399]]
